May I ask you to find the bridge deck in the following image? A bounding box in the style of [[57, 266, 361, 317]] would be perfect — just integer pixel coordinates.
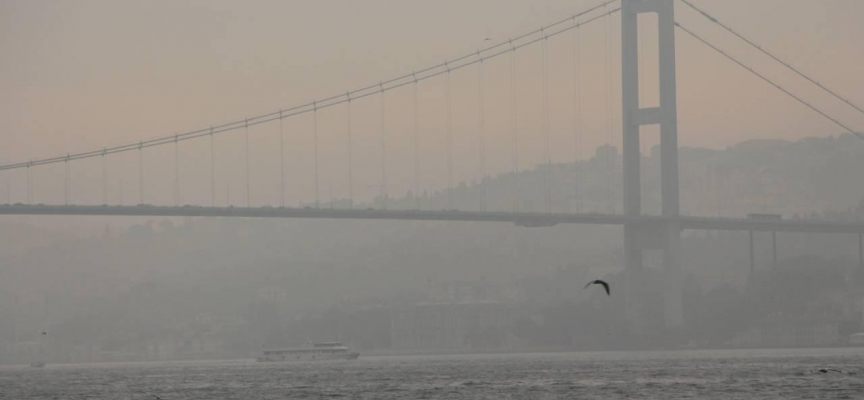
[[1, 205, 862, 234]]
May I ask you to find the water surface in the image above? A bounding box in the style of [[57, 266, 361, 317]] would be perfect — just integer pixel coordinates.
[[2, 348, 863, 399]]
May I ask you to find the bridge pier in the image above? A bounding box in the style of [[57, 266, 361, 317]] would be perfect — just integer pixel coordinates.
[[624, 221, 683, 332], [859, 232, 863, 269], [623, 225, 643, 325], [749, 230, 755, 275], [662, 222, 683, 329], [621, 0, 683, 333], [772, 231, 777, 268]]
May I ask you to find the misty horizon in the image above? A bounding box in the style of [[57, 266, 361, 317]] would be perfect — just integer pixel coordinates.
[[2, 1, 864, 398]]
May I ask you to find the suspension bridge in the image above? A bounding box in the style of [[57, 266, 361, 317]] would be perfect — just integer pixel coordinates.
[[3, 0, 864, 330]]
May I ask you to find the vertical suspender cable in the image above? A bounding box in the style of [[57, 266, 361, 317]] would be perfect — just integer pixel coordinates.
[[573, 21, 582, 213], [279, 110, 285, 208], [64, 155, 69, 205], [542, 29, 551, 214], [638, 9, 644, 108], [510, 43, 519, 213], [611, 10, 619, 211], [636, 11, 648, 167], [380, 83, 388, 209], [138, 143, 144, 204], [102, 150, 107, 205], [412, 74, 420, 210], [209, 127, 215, 207], [604, 2, 613, 213], [477, 57, 486, 212], [346, 94, 354, 209], [313, 101, 319, 209], [244, 119, 250, 207], [446, 64, 453, 210], [26, 162, 32, 204], [174, 135, 179, 206]]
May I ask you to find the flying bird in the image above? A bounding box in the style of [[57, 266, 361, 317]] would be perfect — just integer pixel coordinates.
[[41, 332, 47, 335], [484, 38, 492, 41], [584, 279, 610, 296]]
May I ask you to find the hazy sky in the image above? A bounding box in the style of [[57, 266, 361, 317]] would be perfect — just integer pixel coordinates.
[[1, 0, 863, 207]]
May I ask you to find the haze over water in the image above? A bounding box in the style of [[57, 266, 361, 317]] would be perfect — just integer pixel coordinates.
[[3, 0, 864, 399]]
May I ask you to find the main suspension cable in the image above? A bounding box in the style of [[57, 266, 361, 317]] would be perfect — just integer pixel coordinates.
[[676, 22, 863, 140], [0, 4, 620, 172], [679, 0, 864, 118]]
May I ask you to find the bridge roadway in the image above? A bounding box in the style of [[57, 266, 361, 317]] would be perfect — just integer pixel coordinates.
[[1, 204, 862, 234]]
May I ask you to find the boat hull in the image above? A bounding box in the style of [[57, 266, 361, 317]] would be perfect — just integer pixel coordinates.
[[257, 352, 359, 362]]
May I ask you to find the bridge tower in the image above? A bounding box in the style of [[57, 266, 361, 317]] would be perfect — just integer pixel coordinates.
[[620, 0, 683, 332]]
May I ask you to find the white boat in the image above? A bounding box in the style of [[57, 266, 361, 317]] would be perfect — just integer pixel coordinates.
[[257, 342, 359, 362]]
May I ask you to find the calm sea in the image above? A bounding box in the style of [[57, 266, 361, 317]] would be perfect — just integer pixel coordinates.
[[2, 348, 863, 399]]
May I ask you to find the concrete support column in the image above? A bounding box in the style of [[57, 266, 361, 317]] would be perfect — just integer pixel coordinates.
[[663, 222, 683, 329], [621, 0, 644, 330], [623, 224, 643, 324], [620, 0, 682, 331], [858, 233, 864, 269], [749, 230, 755, 276], [621, 0, 640, 217], [657, 0, 679, 219], [772, 231, 777, 268]]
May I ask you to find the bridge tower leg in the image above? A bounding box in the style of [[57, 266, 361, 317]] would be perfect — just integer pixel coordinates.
[[858, 232, 863, 297], [621, 0, 683, 331]]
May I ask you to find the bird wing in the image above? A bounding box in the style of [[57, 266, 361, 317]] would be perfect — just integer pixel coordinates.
[[598, 280, 610, 295], [583, 281, 594, 289]]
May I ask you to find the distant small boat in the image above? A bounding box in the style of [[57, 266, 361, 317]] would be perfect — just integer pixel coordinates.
[[257, 342, 359, 362], [30, 362, 46, 368]]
